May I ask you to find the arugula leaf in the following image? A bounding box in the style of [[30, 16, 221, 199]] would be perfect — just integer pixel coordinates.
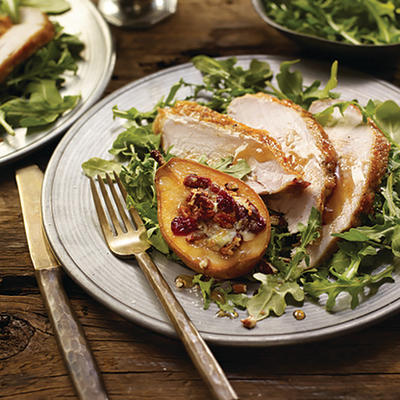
[[119, 150, 170, 254], [188, 55, 273, 112], [373, 100, 400, 147], [192, 275, 215, 310], [0, 0, 20, 22], [0, 110, 14, 135], [269, 60, 339, 109], [0, 80, 80, 130], [81, 157, 123, 179], [246, 274, 304, 321], [284, 207, 322, 280], [21, 0, 70, 14], [192, 276, 248, 315], [110, 126, 160, 157], [205, 156, 252, 180], [303, 266, 394, 311]]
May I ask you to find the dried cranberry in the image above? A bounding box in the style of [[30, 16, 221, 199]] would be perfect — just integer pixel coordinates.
[[216, 190, 235, 213], [234, 203, 248, 220], [197, 196, 215, 220], [210, 183, 221, 193], [171, 216, 198, 236], [213, 212, 236, 229], [183, 174, 211, 189], [247, 216, 266, 233]]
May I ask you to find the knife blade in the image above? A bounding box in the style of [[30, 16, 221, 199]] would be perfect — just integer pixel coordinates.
[[16, 165, 109, 400]]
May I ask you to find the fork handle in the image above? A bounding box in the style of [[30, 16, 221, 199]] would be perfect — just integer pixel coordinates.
[[136, 252, 239, 400]]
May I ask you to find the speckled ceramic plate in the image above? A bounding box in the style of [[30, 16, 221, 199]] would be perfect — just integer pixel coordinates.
[[0, 0, 115, 166], [42, 55, 400, 347]]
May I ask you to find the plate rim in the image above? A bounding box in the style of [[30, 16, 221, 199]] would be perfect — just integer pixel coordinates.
[[0, 0, 116, 166], [42, 55, 400, 347]]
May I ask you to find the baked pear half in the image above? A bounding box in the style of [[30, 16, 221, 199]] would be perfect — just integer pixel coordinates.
[[155, 157, 271, 279]]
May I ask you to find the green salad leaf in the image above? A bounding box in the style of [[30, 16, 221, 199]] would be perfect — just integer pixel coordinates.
[[0, 0, 20, 22], [246, 274, 304, 322], [21, 0, 70, 14], [262, 0, 400, 45]]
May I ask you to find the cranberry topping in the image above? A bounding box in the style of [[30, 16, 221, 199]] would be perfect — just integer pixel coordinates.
[[216, 190, 235, 213], [210, 182, 221, 193], [171, 216, 198, 235], [172, 174, 267, 256], [247, 203, 266, 232], [183, 174, 211, 189], [234, 203, 248, 220], [187, 191, 215, 221], [247, 217, 266, 233], [213, 212, 236, 229]]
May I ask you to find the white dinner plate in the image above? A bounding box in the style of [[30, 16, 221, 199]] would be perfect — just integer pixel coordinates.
[[42, 55, 400, 346], [0, 0, 115, 166]]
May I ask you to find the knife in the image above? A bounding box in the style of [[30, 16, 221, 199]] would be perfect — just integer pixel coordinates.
[[16, 165, 109, 400]]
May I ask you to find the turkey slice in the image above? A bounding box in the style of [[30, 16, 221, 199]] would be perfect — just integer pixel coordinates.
[[228, 93, 337, 232], [154, 101, 308, 195], [0, 7, 54, 83], [307, 100, 390, 267]]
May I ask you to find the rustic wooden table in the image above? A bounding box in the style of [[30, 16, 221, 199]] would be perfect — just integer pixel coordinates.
[[2, 1, 400, 399]]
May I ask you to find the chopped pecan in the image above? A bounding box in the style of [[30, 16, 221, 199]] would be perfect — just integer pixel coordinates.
[[225, 182, 239, 192], [150, 149, 165, 166], [220, 233, 243, 256], [186, 231, 207, 243], [213, 212, 236, 229]]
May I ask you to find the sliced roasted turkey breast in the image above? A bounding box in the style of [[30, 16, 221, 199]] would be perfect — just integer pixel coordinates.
[[0, 7, 54, 83], [153, 101, 308, 195], [228, 93, 337, 232], [307, 100, 390, 267]]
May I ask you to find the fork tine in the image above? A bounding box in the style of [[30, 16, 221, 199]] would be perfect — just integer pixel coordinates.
[[113, 171, 145, 230], [104, 173, 134, 233], [96, 174, 123, 235], [89, 177, 115, 242]]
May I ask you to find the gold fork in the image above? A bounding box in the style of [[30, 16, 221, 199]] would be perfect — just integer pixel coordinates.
[[90, 172, 239, 400]]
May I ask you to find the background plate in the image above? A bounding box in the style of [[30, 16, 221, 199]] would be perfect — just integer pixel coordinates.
[[42, 55, 400, 347], [0, 0, 115, 166]]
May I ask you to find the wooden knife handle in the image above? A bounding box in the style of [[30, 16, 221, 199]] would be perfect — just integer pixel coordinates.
[[136, 252, 239, 400], [36, 267, 109, 400]]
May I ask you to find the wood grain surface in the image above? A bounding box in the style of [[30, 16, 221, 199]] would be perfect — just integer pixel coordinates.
[[2, 0, 400, 399]]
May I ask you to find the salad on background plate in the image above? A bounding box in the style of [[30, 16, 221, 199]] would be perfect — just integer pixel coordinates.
[[0, 0, 114, 165]]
